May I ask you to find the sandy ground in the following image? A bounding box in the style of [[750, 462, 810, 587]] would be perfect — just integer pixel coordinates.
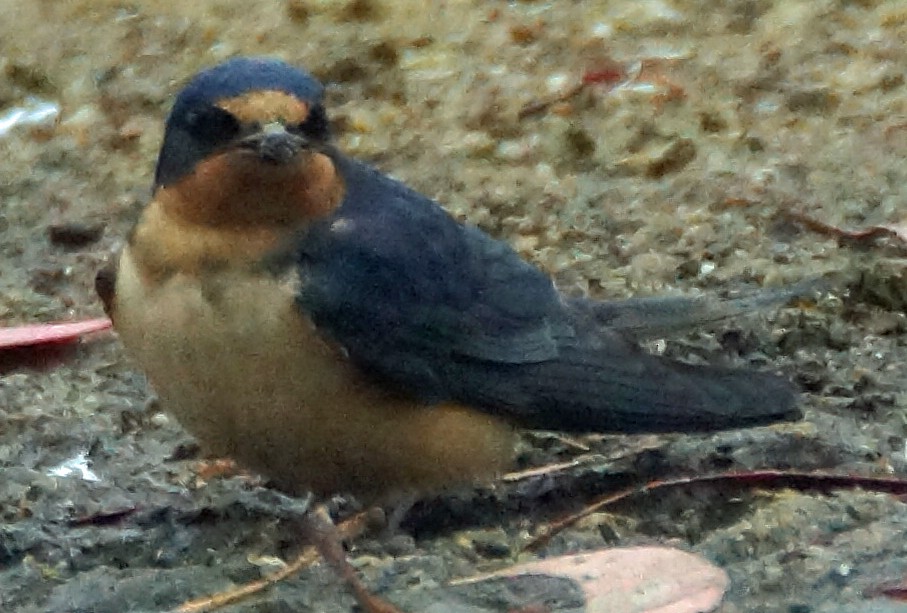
[[2, 1, 907, 611]]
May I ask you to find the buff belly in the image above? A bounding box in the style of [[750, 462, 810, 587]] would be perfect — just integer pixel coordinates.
[[112, 249, 516, 502]]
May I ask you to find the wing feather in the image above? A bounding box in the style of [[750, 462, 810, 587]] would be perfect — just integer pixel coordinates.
[[295, 155, 800, 432]]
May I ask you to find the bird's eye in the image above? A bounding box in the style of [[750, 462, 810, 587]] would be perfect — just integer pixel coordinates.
[[291, 104, 330, 142], [183, 105, 240, 145]]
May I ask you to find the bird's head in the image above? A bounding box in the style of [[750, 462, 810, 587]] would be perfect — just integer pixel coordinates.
[[153, 57, 343, 228]]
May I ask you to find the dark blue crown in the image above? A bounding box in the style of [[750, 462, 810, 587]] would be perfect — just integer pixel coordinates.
[[173, 57, 324, 111]]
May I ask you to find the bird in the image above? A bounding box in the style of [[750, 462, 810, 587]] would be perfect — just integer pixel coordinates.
[[96, 56, 802, 507], [94, 55, 807, 612]]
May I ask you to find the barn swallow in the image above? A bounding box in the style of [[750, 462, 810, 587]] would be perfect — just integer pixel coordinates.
[[96, 56, 802, 504]]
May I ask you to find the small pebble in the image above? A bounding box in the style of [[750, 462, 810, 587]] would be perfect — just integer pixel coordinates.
[[47, 222, 105, 248]]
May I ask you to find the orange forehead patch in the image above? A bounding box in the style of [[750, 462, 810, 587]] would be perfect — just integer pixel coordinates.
[[216, 90, 310, 125]]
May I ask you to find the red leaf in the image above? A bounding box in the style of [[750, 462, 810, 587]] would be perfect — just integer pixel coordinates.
[[0, 318, 111, 349], [457, 547, 728, 613]]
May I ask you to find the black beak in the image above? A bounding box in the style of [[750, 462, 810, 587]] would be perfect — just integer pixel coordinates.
[[239, 124, 307, 164]]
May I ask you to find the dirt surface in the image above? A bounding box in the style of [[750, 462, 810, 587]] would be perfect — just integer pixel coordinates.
[[2, 1, 907, 612]]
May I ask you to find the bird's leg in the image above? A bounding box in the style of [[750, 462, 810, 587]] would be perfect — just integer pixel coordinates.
[[300, 505, 407, 613], [174, 493, 402, 613]]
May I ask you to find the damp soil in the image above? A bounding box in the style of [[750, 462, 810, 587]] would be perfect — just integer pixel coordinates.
[[2, 2, 907, 612]]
